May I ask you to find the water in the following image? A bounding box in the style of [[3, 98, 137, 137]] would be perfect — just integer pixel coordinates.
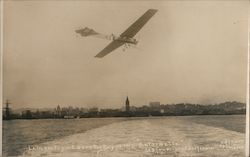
[[3, 118, 126, 156], [3, 115, 245, 157]]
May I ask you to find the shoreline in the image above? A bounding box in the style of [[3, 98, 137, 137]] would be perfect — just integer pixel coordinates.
[[3, 113, 246, 120]]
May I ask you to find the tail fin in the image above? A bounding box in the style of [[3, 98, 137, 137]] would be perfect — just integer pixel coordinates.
[[75, 27, 99, 36], [75, 27, 115, 41]]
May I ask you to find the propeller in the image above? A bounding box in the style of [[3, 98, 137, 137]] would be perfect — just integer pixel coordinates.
[[133, 34, 144, 51], [122, 43, 142, 52]]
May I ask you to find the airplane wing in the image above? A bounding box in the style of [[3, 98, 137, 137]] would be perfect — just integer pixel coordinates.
[[95, 40, 124, 58], [95, 9, 157, 58], [120, 9, 158, 38]]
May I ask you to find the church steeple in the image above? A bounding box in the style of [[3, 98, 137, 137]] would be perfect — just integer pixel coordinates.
[[125, 96, 130, 112]]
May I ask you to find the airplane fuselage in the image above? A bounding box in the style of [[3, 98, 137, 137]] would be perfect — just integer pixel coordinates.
[[113, 35, 138, 45], [75, 28, 138, 45]]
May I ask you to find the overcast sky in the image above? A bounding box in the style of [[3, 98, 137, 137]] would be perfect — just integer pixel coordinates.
[[3, 1, 248, 109]]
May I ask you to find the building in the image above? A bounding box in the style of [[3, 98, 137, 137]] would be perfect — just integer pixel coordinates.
[[126, 96, 130, 112], [149, 102, 161, 108], [149, 102, 161, 112]]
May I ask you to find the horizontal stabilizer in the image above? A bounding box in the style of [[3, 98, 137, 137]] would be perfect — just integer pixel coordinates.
[[75, 27, 99, 36], [76, 27, 113, 41]]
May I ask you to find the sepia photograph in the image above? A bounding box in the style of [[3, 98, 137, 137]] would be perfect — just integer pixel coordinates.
[[1, 1, 249, 157]]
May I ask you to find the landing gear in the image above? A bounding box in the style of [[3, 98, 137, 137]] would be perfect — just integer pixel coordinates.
[[123, 43, 131, 51]]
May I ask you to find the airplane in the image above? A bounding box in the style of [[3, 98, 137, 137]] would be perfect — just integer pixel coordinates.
[[75, 9, 158, 58]]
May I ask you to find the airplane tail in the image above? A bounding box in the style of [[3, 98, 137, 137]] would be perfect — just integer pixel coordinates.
[[75, 27, 99, 36], [75, 27, 115, 41]]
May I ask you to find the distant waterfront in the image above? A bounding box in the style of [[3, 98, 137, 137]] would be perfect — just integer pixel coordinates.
[[3, 101, 246, 120]]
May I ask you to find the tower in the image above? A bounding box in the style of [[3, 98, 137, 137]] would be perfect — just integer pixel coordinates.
[[4, 100, 11, 120], [56, 105, 61, 117], [125, 96, 130, 112]]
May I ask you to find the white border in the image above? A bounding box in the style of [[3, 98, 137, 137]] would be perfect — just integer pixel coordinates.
[[0, 1, 249, 157], [246, 2, 250, 156], [0, 0, 3, 155]]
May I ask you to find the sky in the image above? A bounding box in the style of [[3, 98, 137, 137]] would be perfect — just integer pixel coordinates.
[[3, 1, 249, 109]]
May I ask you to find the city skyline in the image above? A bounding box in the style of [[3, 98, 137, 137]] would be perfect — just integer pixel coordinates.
[[2, 98, 246, 110], [3, 99, 246, 120], [3, 1, 248, 109]]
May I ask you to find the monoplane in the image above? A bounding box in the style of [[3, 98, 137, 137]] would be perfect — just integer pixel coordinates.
[[76, 9, 158, 58]]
